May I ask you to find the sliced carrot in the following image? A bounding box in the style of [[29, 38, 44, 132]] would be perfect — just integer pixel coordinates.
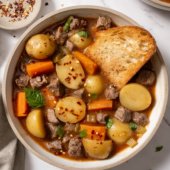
[[26, 61, 54, 77], [41, 88, 57, 108], [80, 124, 106, 140], [88, 99, 113, 111], [16, 92, 28, 117], [72, 51, 98, 75]]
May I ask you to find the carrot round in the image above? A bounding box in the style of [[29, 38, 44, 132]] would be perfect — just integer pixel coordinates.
[[72, 51, 98, 75], [88, 99, 113, 111], [26, 61, 54, 77], [16, 92, 28, 117]]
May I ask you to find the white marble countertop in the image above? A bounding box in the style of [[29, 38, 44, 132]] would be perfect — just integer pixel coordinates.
[[0, 0, 170, 170]]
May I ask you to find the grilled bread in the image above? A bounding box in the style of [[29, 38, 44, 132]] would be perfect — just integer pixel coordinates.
[[85, 26, 156, 89]]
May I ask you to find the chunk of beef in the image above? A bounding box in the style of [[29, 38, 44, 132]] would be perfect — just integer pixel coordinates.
[[136, 70, 156, 86], [114, 106, 132, 123], [64, 123, 76, 133], [68, 137, 83, 157], [46, 109, 59, 124], [65, 40, 74, 51], [70, 18, 87, 30], [30, 75, 48, 88], [96, 112, 109, 124], [47, 73, 65, 97], [104, 85, 119, 99], [72, 88, 84, 98], [132, 112, 149, 126], [15, 74, 29, 88], [96, 16, 112, 30], [46, 123, 57, 139], [55, 26, 68, 45], [62, 135, 71, 144], [47, 140, 62, 150]]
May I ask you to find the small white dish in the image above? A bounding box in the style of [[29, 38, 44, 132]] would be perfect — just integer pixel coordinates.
[[0, 0, 42, 30], [142, 0, 170, 11]]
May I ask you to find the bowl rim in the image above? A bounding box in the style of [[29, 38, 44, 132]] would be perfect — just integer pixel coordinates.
[[2, 5, 169, 170]]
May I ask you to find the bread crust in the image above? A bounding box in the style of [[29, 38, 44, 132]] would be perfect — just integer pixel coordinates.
[[85, 26, 156, 89]]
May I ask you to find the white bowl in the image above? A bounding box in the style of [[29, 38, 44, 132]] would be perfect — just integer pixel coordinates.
[[150, 0, 170, 7], [2, 6, 169, 170]]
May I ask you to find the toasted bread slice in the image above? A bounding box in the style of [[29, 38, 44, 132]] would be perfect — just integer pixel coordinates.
[[85, 26, 156, 89]]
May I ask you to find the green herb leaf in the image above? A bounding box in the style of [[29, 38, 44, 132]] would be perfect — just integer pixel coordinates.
[[129, 122, 138, 131], [106, 118, 113, 129], [56, 125, 65, 138], [155, 145, 163, 152], [79, 129, 87, 138], [77, 31, 89, 38], [90, 93, 98, 99], [24, 88, 44, 108], [63, 16, 74, 32]]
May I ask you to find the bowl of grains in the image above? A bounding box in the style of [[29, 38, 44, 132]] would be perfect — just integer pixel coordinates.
[[0, 0, 41, 30]]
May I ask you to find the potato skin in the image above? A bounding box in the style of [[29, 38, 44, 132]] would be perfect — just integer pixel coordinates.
[[85, 75, 104, 94], [82, 138, 113, 159], [108, 118, 132, 145], [26, 109, 46, 138], [25, 34, 56, 59]]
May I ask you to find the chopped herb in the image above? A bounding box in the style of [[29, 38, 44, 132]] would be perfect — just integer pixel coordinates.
[[79, 129, 87, 138], [106, 118, 113, 129], [56, 125, 65, 138], [77, 31, 89, 38], [129, 122, 138, 131], [24, 88, 44, 108], [90, 93, 98, 99], [155, 145, 163, 152], [63, 16, 74, 32]]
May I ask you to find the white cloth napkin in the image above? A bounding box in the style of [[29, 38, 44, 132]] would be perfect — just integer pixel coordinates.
[[0, 84, 25, 170]]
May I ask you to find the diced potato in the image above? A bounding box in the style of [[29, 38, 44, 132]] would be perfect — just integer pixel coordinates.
[[26, 109, 46, 138], [136, 125, 146, 137], [55, 96, 86, 123], [85, 75, 104, 94], [56, 55, 85, 89], [119, 83, 152, 111], [108, 118, 132, 145], [126, 138, 137, 148], [25, 34, 56, 59], [82, 138, 113, 159], [70, 33, 92, 49]]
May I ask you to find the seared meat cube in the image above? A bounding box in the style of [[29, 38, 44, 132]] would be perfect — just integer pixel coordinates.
[[104, 85, 119, 99], [47, 73, 65, 97], [114, 106, 132, 123], [46, 123, 57, 139], [62, 135, 71, 144], [30, 75, 48, 88], [47, 140, 62, 150], [65, 40, 74, 51], [46, 109, 59, 124], [72, 88, 84, 98], [68, 137, 83, 157], [70, 18, 87, 30], [15, 74, 29, 88], [55, 26, 68, 45], [96, 16, 112, 30], [132, 112, 149, 126], [96, 112, 109, 124], [136, 69, 156, 86], [64, 123, 76, 133]]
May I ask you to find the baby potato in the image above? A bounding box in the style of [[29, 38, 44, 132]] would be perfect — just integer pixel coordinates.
[[25, 34, 56, 59], [85, 75, 104, 94], [69, 32, 92, 49], [108, 118, 132, 145], [56, 55, 85, 89], [119, 83, 152, 111], [26, 109, 46, 138], [82, 138, 113, 159], [55, 96, 86, 123]]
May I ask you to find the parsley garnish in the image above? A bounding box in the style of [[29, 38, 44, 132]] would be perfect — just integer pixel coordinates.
[[63, 16, 74, 32], [77, 31, 89, 38], [79, 129, 87, 138], [56, 125, 65, 138], [155, 146, 163, 152], [129, 122, 138, 131], [106, 118, 113, 129], [90, 93, 98, 99], [24, 88, 44, 108]]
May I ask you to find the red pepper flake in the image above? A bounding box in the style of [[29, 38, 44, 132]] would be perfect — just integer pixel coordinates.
[[0, 0, 35, 22]]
